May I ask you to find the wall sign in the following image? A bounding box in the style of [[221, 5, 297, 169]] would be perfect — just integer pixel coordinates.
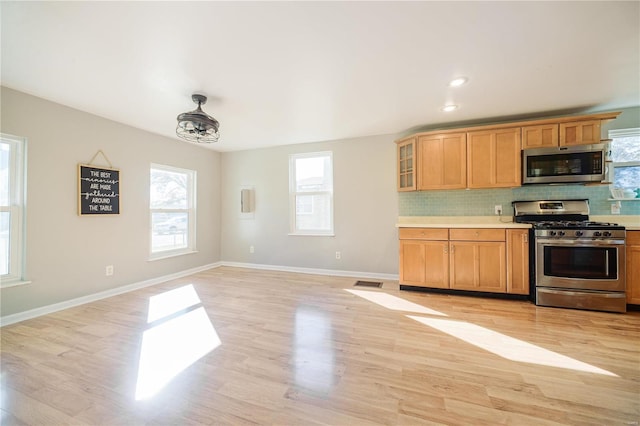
[[78, 151, 120, 215]]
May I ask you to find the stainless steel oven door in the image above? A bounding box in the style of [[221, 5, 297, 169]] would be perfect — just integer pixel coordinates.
[[535, 238, 625, 292]]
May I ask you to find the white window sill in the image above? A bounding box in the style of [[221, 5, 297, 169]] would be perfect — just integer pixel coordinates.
[[1, 279, 32, 289], [149, 249, 198, 262]]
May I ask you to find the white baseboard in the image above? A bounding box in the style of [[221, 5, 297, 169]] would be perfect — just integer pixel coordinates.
[[220, 261, 399, 281], [0, 262, 222, 327], [1, 261, 398, 327]]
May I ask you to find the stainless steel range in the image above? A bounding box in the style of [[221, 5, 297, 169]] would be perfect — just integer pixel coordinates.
[[513, 199, 626, 313]]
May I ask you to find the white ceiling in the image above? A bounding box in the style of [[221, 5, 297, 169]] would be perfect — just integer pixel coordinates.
[[2, 1, 639, 152]]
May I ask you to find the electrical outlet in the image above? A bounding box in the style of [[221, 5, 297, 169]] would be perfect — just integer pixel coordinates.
[[335, 251, 341, 260], [249, 245, 255, 253], [611, 202, 621, 215], [105, 265, 114, 276], [494, 205, 503, 216]]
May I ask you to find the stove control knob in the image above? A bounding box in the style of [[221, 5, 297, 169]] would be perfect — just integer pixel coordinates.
[[603, 231, 612, 237], [558, 231, 565, 236], [549, 231, 557, 236], [593, 231, 602, 237], [575, 231, 583, 237]]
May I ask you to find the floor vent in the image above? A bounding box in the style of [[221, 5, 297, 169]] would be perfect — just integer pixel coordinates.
[[354, 280, 383, 288]]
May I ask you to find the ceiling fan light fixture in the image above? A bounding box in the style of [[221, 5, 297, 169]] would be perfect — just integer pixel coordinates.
[[176, 94, 220, 143]]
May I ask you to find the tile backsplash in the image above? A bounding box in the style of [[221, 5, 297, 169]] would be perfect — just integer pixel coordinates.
[[399, 185, 640, 216]]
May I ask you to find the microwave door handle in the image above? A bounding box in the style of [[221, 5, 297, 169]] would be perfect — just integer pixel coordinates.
[[605, 251, 609, 277]]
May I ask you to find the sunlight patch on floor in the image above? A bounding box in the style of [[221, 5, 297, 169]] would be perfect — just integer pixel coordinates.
[[408, 315, 617, 377], [345, 289, 447, 316], [135, 285, 221, 400], [147, 284, 202, 323]]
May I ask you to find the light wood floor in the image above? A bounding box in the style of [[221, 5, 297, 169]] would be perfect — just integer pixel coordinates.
[[2, 266, 639, 425]]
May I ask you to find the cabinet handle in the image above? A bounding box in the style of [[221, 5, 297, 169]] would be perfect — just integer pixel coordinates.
[[523, 234, 528, 243], [444, 246, 448, 254], [450, 245, 455, 253], [475, 232, 479, 237]]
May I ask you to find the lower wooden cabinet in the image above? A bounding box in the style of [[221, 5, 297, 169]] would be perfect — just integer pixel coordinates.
[[626, 231, 640, 305], [449, 228, 506, 293], [399, 228, 449, 288], [400, 240, 449, 288], [506, 229, 530, 295], [399, 227, 529, 295], [449, 241, 506, 292]]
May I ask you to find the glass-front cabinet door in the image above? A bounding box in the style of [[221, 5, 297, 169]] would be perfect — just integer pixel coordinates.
[[397, 137, 416, 191]]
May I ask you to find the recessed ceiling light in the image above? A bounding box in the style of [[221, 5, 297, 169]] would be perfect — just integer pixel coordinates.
[[441, 104, 459, 112], [449, 77, 468, 87]]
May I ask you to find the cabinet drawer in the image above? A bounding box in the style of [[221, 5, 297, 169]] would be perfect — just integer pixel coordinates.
[[449, 228, 505, 241], [627, 231, 640, 245], [399, 228, 449, 240]]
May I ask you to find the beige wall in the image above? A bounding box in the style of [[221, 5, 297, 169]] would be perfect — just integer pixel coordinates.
[[1, 87, 222, 317], [220, 134, 399, 275]]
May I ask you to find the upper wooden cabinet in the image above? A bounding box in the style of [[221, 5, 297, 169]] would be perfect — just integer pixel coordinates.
[[467, 127, 521, 189], [560, 120, 602, 146], [397, 137, 416, 191], [522, 124, 559, 149], [395, 111, 619, 191], [522, 120, 603, 149], [418, 133, 466, 190]]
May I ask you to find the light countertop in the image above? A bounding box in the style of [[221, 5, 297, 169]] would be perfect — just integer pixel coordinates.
[[396, 216, 531, 229], [592, 215, 640, 231], [397, 215, 640, 230]]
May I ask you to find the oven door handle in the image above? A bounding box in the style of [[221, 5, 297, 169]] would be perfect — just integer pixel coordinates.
[[537, 287, 626, 298], [536, 238, 624, 246]]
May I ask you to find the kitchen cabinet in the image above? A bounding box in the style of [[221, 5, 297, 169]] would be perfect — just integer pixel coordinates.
[[449, 229, 506, 293], [467, 127, 521, 188], [560, 120, 602, 146], [626, 231, 640, 305], [397, 137, 416, 191], [522, 124, 558, 149], [506, 229, 530, 295], [395, 111, 619, 192], [399, 227, 523, 295], [399, 228, 449, 288], [418, 133, 466, 190]]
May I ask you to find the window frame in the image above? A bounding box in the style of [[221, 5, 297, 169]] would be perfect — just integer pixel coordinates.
[[608, 128, 640, 195], [149, 163, 197, 260], [1, 133, 28, 287], [289, 151, 334, 236]]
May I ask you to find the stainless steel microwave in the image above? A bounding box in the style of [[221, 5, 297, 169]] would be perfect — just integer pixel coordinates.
[[522, 144, 605, 185]]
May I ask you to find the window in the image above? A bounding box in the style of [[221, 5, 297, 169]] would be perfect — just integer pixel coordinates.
[[289, 152, 334, 235], [1, 133, 27, 286], [150, 164, 196, 258], [608, 128, 640, 197]]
